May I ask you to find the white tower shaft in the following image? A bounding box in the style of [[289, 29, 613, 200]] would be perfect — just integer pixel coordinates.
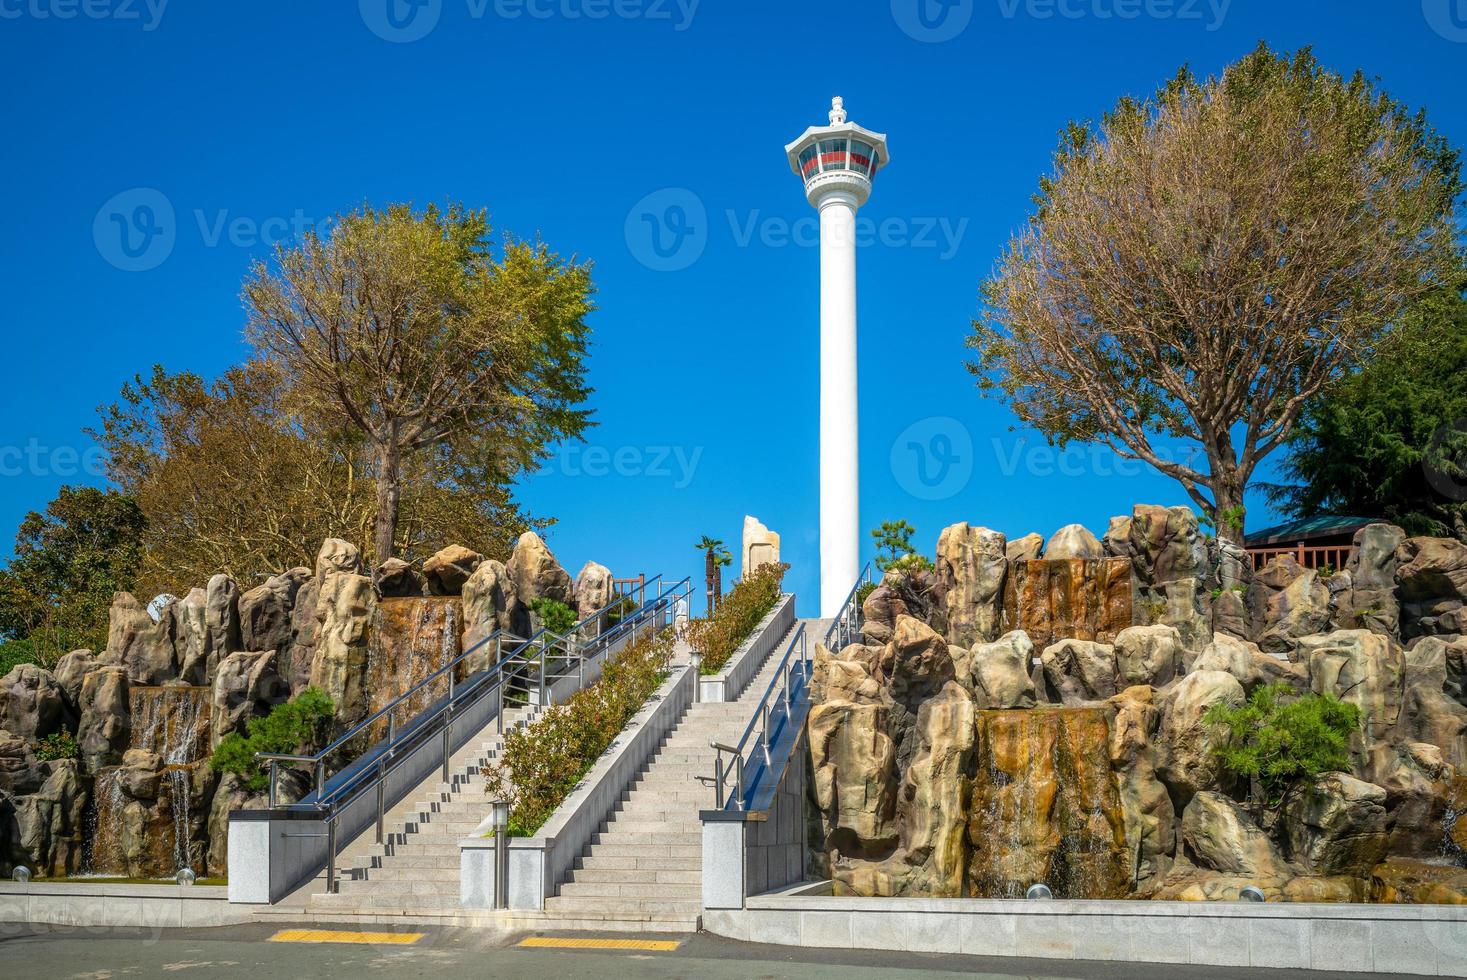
[[819, 191, 860, 617], [785, 98, 888, 618]]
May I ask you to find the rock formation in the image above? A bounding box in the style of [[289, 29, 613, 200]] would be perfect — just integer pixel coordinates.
[[805, 510, 1467, 905], [423, 545, 484, 596], [935, 523, 1006, 647]]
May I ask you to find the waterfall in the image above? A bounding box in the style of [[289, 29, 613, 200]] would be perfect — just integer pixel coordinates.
[[83, 685, 212, 878], [968, 707, 1130, 899], [365, 597, 463, 741]]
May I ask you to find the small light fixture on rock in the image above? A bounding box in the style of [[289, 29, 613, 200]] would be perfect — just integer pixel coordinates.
[[1026, 883, 1053, 900], [12, 866, 32, 884], [176, 867, 197, 886], [1240, 885, 1266, 903]]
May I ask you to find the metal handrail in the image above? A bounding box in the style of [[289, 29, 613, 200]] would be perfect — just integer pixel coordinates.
[[259, 574, 691, 894], [823, 561, 874, 651], [263, 574, 667, 790], [708, 564, 873, 812], [709, 622, 809, 811]]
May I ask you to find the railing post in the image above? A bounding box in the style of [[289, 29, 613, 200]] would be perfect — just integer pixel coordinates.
[[442, 718, 452, 783], [267, 760, 279, 809], [375, 769, 385, 844], [714, 754, 724, 808], [315, 761, 325, 799], [387, 714, 396, 747], [326, 816, 338, 894], [735, 756, 745, 811], [497, 680, 505, 735], [538, 648, 547, 706], [761, 703, 771, 763]]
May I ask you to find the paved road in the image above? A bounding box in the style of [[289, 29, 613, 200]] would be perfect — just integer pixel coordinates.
[[0, 923, 1406, 979]]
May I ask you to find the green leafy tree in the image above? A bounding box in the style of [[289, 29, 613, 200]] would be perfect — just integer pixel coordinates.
[[244, 203, 595, 561], [969, 44, 1462, 543], [0, 486, 145, 666], [1268, 271, 1467, 540], [1204, 682, 1361, 815], [92, 362, 548, 593], [871, 520, 918, 572], [210, 687, 336, 792]]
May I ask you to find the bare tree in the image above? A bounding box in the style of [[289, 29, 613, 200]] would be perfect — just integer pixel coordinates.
[[969, 45, 1461, 542], [244, 203, 594, 561]]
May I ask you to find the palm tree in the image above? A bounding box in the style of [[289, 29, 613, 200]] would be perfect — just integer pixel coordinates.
[[694, 536, 732, 614]]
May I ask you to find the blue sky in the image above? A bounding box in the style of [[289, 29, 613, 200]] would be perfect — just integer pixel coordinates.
[[0, 1, 1463, 615]]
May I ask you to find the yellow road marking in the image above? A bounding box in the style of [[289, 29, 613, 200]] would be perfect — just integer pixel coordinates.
[[518, 937, 681, 952], [267, 929, 424, 945]]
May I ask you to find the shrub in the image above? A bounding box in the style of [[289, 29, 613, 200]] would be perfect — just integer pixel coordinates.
[[529, 597, 578, 635], [210, 687, 336, 792], [34, 730, 78, 762], [685, 562, 786, 676], [855, 581, 878, 608], [483, 630, 674, 836], [1204, 682, 1361, 813], [0, 637, 36, 678]]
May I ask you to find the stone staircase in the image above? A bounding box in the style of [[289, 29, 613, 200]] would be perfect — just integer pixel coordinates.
[[299, 702, 545, 915], [542, 618, 814, 930]]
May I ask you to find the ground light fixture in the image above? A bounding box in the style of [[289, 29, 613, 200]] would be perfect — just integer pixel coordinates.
[[176, 868, 197, 886], [690, 651, 703, 702], [1026, 883, 1053, 900], [490, 799, 510, 910], [12, 866, 31, 884], [1240, 885, 1266, 903]]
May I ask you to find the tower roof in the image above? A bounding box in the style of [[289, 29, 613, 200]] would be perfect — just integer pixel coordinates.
[[784, 97, 890, 178]]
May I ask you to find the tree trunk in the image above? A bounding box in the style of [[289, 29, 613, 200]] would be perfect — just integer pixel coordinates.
[[704, 550, 715, 616], [1211, 472, 1247, 546], [714, 563, 723, 611], [374, 441, 402, 562]]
